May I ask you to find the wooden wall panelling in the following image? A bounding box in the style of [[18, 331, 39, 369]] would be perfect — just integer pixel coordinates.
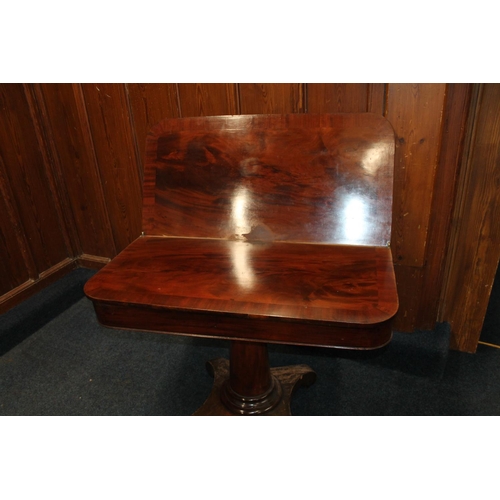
[[23, 84, 79, 258], [386, 83, 447, 267], [81, 83, 143, 254], [0, 84, 69, 274], [367, 84, 387, 115], [126, 83, 180, 179], [391, 265, 424, 331], [439, 84, 500, 352], [417, 84, 473, 328], [34, 83, 117, 260], [306, 84, 371, 113], [177, 84, 238, 117], [0, 217, 28, 296], [0, 155, 33, 296], [239, 84, 303, 114]]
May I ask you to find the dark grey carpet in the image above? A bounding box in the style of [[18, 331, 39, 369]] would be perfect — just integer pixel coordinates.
[[479, 264, 500, 347], [1, 268, 500, 415]]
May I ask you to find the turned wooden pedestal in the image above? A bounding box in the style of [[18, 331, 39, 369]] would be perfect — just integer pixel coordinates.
[[193, 341, 317, 416]]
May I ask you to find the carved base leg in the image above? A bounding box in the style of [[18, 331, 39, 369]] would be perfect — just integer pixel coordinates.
[[193, 341, 316, 416]]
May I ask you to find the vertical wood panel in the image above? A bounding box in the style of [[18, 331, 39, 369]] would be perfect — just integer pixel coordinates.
[[177, 84, 238, 117], [0, 155, 33, 294], [386, 83, 447, 267], [0, 212, 26, 295], [81, 83, 142, 253], [0, 84, 68, 273], [367, 84, 387, 115], [23, 84, 79, 258], [36, 83, 117, 258], [440, 84, 500, 352], [239, 84, 303, 114], [307, 84, 370, 113], [392, 265, 424, 331], [418, 84, 473, 328]]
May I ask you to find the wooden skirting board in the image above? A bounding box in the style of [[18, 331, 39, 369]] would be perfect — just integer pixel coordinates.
[[0, 255, 109, 314]]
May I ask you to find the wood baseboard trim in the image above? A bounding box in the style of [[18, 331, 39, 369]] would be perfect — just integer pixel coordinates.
[[0, 258, 77, 314], [0, 254, 111, 314], [76, 254, 111, 270]]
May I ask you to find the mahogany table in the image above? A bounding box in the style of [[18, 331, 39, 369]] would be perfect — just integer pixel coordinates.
[[84, 113, 399, 415]]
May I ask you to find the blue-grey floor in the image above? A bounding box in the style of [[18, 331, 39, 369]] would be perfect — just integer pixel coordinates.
[[1, 268, 499, 415]]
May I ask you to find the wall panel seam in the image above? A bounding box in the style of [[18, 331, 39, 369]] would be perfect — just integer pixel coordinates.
[[73, 83, 117, 256], [0, 153, 38, 279], [438, 84, 483, 320], [124, 83, 144, 186], [27, 83, 82, 257]]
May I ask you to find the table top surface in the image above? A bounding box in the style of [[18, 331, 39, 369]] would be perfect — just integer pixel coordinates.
[[142, 113, 395, 247], [84, 236, 398, 326]]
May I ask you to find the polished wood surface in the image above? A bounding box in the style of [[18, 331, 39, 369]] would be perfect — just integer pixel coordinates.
[[91, 301, 393, 350], [1, 82, 484, 352], [85, 237, 397, 329], [127, 83, 180, 177], [220, 341, 283, 415], [227, 342, 272, 397], [193, 358, 316, 416], [87, 114, 399, 343], [85, 236, 397, 349], [84, 112, 398, 414], [143, 113, 394, 246]]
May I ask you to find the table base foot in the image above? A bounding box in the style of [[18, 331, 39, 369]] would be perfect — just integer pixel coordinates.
[[193, 358, 316, 416]]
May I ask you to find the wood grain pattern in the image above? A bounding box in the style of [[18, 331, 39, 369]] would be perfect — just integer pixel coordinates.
[[177, 84, 238, 117], [440, 84, 500, 352], [239, 84, 303, 114], [76, 254, 111, 270], [367, 84, 387, 115], [1, 82, 481, 348], [194, 357, 316, 415], [143, 114, 395, 246], [386, 83, 447, 267], [81, 83, 142, 253], [126, 83, 180, 178], [418, 84, 472, 328], [85, 113, 398, 354], [0, 258, 76, 314], [391, 265, 424, 331], [226, 341, 273, 397], [35, 83, 116, 258], [0, 156, 33, 294], [307, 84, 370, 113], [23, 84, 78, 258], [0, 84, 68, 273], [93, 299, 394, 349], [85, 237, 398, 327]]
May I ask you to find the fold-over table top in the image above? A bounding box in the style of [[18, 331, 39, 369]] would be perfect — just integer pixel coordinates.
[[85, 113, 398, 349], [85, 236, 398, 326], [143, 113, 395, 247]]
